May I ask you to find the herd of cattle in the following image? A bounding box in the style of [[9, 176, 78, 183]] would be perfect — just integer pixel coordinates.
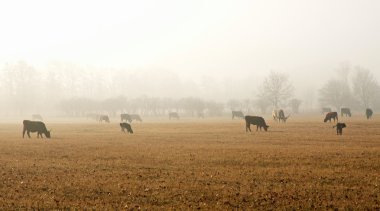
[[22, 108, 374, 139]]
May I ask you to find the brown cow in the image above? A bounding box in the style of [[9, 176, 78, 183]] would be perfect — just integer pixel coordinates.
[[324, 112, 338, 123]]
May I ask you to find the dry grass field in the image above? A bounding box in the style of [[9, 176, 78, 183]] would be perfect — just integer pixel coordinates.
[[0, 115, 380, 209]]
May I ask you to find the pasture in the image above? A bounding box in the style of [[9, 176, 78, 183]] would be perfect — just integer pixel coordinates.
[[0, 115, 379, 209]]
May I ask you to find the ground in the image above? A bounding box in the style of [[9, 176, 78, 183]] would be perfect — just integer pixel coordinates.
[[0, 115, 379, 209]]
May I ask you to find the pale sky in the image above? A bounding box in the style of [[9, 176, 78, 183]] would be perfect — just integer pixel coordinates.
[[0, 0, 379, 80]]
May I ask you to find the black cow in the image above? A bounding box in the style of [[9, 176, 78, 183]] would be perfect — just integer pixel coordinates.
[[232, 111, 244, 119], [366, 108, 373, 119], [23, 120, 51, 138], [333, 123, 346, 135], [324, 112, 338, 123], [120, 114, 132, 123], [120, 123, 133, 134], [245, 116, 269, 132], [321, 107, 332, 114], [341, 108, 352, 117], [99, 115, 110, 123], [169, 112, 180, 120], [130, 114, 142, 122], [32, 114, 43, 121]]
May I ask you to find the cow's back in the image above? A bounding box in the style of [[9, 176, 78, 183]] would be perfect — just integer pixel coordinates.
[[23, 120, 47, 132], [245, 116, 265, 125]]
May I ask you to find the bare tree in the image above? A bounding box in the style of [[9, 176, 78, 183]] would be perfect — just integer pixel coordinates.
[[352, 66, 379, 109], [226, 99, 242, 111], [319, 79, 351, 110], [254, 97, 271, 114], [258, 71, 293, 109], [289, 98, 302, 114], [336, 62, 351, 84]]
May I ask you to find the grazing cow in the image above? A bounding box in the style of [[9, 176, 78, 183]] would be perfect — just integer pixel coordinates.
[[169, 112, 180, 120], [321, 107, 332, 114], [272, 109, 290, 123], [32, 114, 43, 121], [120, 114, 132, 123], [23, 120, 51, 138], [366, 108, 373, 120], [99, 115, 110, 123], [341, 108, 352, 117], [333, 123, 346, 135], [245, 116, 269, 132], [130, 114, 143, 122], [232, 111, 244, 119], [324, 112, 338, 123], [120, 123, 133, 134]]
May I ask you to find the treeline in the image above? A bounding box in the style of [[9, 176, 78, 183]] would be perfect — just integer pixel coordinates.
[[59, 96, 224, 117], [319, 64, 380, 111]]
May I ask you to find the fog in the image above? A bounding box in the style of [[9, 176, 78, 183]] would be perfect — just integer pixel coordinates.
[[0, 0, 379, 117]]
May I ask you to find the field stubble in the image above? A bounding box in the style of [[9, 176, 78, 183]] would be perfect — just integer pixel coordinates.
[[0, 115, 379, 209]]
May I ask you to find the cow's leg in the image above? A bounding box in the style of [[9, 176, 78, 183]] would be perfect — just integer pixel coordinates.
[[246, 123, 251, 132], [27, 131, 31, 138], [23, 128, 26, 138]]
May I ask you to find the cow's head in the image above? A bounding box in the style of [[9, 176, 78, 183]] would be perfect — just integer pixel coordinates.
[[264, 125, 269, 131], [283, 115, 290, 122], [46, 130, 51, 138], [127, 127, 134, 134], [323, 117, 328, 122]]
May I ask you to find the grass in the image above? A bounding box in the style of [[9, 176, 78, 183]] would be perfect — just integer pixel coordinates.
[[0, 115, 379, 209]]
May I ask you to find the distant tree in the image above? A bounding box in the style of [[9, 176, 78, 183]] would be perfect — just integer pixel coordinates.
[[242, 98, 252, 114], [205, 100, 223, 116], [336, 62, 351, 84], [258, 71, 293, 109], [1, 61, 39, 114], [289, 98, 302, 114], [253, 97, 271, 114], [352, 67, 379, 109], [319, 79, 351, 110], [226, 99, 242, 111]]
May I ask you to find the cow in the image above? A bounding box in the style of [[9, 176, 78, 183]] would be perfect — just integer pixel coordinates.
[[341, 108, 352, 117], [272, 109, 290, 123], [245, 116, 269, 132], [120, 123, 133, 134], [130, 114, 143, 122], [23, 120, 51, 138], [99, 115, 110, 123], [120, 114, 132, 123], [321, 107, 332, 114], [366, 108, 373, 120], [333, 123, 346, 135], [169, 112, 180, 120], [232, 111, 244, 119], [324, 112, 338, 123], [32, 114, 43, 121]]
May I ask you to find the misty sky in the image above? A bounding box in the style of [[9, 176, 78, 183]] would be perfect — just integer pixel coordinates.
[[1, 0, 379, 87]]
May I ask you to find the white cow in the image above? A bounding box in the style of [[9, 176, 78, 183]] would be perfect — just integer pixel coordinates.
[[272, 109, 290, 123]]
